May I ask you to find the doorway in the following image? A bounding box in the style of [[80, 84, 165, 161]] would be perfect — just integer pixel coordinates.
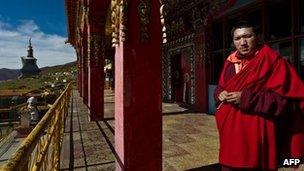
[[170, 54, 183, 102]]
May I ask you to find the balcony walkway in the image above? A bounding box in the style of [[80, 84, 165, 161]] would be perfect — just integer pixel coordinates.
[[60, 90, 115, 170], [60, 90, 303, 171]]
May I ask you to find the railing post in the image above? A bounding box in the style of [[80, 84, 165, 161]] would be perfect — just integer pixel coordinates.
[[55, 109, 61, 170]]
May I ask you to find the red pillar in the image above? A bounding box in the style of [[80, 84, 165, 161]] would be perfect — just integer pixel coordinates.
[[77, 54, 82, 95], [82, 33, 89, 104], [87, 24, 104, 120], [82, 64, 88, 104], [114, 1, 162, 170], [77, 47, 83, 97], [194, 31, 209, 112]]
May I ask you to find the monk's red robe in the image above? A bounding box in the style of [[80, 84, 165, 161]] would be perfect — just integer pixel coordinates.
[[215, 44, 304, 170]]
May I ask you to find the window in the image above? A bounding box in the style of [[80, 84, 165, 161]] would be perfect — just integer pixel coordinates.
[[268, 1, 291, 40], [245, 9, 262, 32], [210, 51, 224, 84], [210, 21, 225, 84], [300, 0, 304, 33], [208, 0, 304, 83], [270, 41, 292, 63], [226, 17, 239, 49], [299, 39, 304, 79], [212, 22, 223, 50]]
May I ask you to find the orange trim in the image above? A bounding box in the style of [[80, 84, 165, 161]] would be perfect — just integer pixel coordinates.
[[227, 50, 260, 73]]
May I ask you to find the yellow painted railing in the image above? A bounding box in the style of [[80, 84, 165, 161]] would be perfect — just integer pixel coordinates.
[[1, 82, 72, 171]]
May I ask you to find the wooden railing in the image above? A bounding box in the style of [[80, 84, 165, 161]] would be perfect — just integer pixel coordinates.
[[1, 82, 72, 171]]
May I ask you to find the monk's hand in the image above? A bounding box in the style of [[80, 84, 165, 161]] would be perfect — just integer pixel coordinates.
[[218, 90, 229, 102], [226, 92, 242, 104]]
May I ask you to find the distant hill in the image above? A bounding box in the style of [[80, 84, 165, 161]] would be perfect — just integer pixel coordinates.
[[0, 62, 77, 82], [0, 61, 77, 90], [0, 69, 20, 81], [40, 61, 77, 74]]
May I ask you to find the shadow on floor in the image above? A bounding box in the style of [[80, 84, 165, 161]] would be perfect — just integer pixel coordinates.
[[186, 163, 221, 171], [163, 110, 194, 116], [178, 102, 192, 109]]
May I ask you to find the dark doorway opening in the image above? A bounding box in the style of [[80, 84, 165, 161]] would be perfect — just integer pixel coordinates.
[[170, 54, 183, 102]]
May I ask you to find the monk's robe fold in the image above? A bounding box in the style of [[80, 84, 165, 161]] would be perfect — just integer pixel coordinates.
[[215, 44, 304, 170]]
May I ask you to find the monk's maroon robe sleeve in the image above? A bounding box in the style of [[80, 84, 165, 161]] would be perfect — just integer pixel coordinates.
[[239, 88, 288, 116], [215, 61, 288, 115], [214, 63, 236, 108], [214, 86, 224, 107]]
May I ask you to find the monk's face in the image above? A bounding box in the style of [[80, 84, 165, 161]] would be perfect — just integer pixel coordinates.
[[233, 27, 258, 57]]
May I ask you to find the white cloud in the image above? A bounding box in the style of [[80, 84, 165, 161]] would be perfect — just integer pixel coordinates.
[[0, 20, 75, 69], [17, 20, 39, 34], [0, 21, 11, 29]]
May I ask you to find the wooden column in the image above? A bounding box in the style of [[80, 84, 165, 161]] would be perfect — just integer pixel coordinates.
[[114, 0, 162, 170], [76, 52, 81, 95], [82, 31, 89, 105], [193, 18, 209, 112], [87, 23, 104, 120], [77, 46, 83, 97]]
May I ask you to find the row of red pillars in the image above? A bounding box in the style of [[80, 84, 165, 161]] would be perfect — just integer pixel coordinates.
[[76, 0, 162, 170], [77, 0, 105, 121]]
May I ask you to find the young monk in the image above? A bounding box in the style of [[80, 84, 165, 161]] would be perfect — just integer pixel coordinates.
[[214, 20, 304, 171]]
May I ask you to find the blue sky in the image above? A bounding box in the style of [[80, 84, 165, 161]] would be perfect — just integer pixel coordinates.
[[0, 0, 75, 69]]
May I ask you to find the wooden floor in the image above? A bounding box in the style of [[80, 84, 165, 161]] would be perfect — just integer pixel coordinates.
[[60, 90, 115, 171], [60, 90, 304, 171]]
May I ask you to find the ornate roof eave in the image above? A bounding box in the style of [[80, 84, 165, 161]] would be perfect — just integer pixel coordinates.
[[164, 0, 209, 22], [214, 0, 256, 19], [164, 0, 234, 22], [162, 0, 235, 43], [64, 0, 78, 46]]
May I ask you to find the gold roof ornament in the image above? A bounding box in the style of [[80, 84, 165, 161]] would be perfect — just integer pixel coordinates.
[[160, 3, 167, 44]]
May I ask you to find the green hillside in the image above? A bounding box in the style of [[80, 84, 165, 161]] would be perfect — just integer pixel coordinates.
[[0, 62, 77, 90]]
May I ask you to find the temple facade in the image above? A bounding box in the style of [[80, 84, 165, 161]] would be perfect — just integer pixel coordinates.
[[19, 39, 41, 78], [65, 0, 304, 170], [162, 0, 304, 113]]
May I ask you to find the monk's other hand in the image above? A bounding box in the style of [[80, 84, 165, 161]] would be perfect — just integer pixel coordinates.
[[226, 92, 242, 104], [218, 90, 229, 102]]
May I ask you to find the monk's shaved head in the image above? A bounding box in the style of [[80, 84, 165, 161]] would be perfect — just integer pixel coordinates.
[[231, 20, 260, 37]]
